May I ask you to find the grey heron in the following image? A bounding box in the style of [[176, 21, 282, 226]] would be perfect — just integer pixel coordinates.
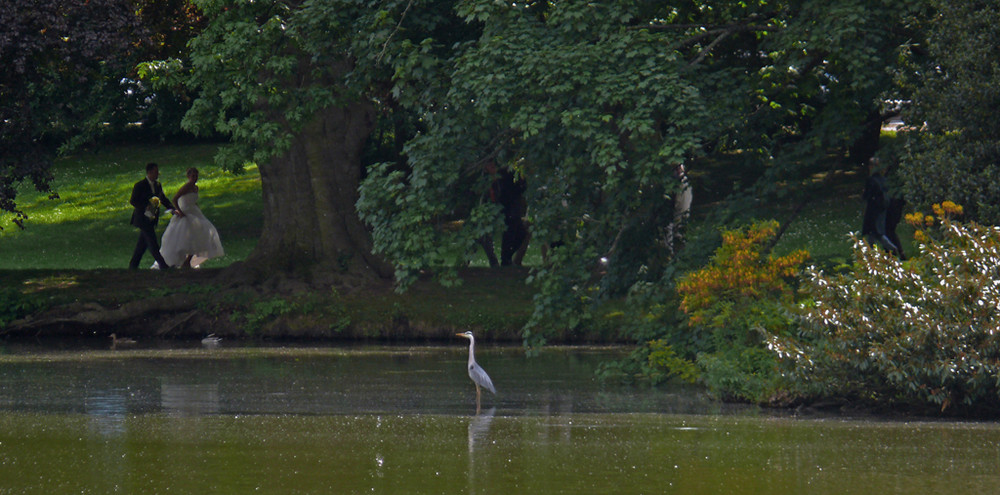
[[456, 331, 495, 412]]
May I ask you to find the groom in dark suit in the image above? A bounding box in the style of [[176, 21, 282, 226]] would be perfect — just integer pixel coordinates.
[[129, 162, 182, 270]]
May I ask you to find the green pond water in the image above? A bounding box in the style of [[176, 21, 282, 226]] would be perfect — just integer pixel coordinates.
[[0, 343, 998, 494]]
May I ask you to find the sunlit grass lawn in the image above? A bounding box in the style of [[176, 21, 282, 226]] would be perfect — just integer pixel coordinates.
[[0, 142, 261, 270]]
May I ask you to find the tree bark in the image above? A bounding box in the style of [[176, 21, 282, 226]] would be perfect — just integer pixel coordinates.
[[246, 101, 393, 282]]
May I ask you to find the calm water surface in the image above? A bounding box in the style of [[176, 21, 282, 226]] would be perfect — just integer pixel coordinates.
[[0, 343, 998, 494]]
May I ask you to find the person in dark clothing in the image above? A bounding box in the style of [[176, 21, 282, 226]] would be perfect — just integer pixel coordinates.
[[479, 162, 530, 267], [128, 162, 180, 270], [494, 169, 529, 266], [885, 196, 906, 260], [861, 158, 904, 258]]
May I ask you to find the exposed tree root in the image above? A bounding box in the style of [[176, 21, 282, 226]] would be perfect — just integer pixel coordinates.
[[5, 293, 204, 338]]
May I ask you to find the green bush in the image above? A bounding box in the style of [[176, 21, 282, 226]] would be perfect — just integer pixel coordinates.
[[232, 297, 295, 335], [697, 345, 784, 403], [776, 205, 1000, 411], [0, 288, 44, 329]]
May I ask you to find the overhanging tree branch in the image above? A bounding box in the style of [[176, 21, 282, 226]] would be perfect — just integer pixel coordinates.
[[376, 0, 414, 65], [630, 15, 782, 66]]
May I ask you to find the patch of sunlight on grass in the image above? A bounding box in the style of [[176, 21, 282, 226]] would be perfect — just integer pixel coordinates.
[[1, 143, 261, 269], [23, 275, 79, 293]]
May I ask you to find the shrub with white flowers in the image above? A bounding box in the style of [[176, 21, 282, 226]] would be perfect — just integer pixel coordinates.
[[772, 203, 1000, 411]]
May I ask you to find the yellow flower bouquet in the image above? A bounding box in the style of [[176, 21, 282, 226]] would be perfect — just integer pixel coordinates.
[[145, 196, 161, 219]]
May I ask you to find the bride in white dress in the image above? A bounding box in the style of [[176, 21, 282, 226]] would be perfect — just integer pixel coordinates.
[[154, 167, 224, 269]]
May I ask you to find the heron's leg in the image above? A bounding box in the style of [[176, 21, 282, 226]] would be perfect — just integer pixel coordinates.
[[475, 384, 482, 414]]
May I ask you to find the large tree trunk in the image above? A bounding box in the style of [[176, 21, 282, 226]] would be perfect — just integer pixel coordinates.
[[246, 101, 393, 282]]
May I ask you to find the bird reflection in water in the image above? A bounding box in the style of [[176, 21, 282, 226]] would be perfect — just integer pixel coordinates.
[[84, 389, 129, 437], [467, 406, 496, 495], [468, 407, 495, 453]]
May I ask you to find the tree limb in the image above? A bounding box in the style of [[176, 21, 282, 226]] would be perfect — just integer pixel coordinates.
[[376, 0, 414, 65], [639, 23, 779, 33], [688, 29, 733, 67]]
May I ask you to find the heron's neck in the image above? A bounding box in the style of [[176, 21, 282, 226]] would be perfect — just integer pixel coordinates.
[[467, 338, 476, 364]]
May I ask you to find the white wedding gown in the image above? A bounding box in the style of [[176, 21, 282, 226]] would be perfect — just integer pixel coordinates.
[[153, 192, 224, 269]]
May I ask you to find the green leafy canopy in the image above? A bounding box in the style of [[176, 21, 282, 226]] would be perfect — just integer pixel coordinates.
[[360, 0, 919, 347]]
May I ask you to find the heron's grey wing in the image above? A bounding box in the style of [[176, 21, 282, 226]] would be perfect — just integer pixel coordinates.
[[469, 363, 496, 394]]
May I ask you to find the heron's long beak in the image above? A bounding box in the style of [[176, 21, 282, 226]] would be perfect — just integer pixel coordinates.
[[456, 333, 469, 338]]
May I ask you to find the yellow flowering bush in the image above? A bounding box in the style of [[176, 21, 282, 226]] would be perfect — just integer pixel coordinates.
[[678, 220, 808, 329], [906, 201, 963, 243], [673, 220, 809, 401]]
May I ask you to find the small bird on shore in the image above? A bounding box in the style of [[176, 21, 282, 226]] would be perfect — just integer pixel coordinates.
[[109, 333, 137, 349], [456, 331, 496, 414], [201, 334, 222, 348]]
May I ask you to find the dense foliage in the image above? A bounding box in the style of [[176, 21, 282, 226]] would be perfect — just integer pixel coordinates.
[[0, 0, 203, 229], [165, 0, 465, 173], [776, 203, 1000, 412], [359, 0, 920, 347], [0, 0, 140, 227], [899, 2, 1000, 224]]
